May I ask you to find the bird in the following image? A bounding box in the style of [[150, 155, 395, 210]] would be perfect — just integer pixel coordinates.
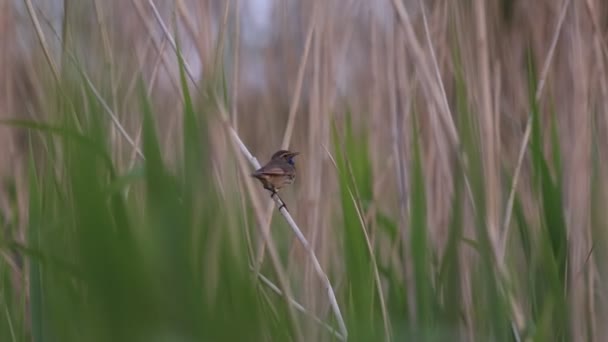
[[251, 150, 300, 196]]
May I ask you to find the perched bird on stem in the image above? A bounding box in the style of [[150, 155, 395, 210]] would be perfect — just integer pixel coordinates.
[[252, 150, 299, 199]]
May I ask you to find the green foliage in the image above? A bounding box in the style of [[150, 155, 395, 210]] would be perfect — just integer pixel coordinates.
[[452, 38, 510, 340], [0, 74, 281, 341], [409, 113, 433, 332], [436, 147, 464, 329], [0, 24, 596, 342], [332, 113, 380, 340], [525, 51, 569, 341]]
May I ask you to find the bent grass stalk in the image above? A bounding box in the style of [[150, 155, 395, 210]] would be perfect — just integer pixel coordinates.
[[85, 7, 347, 337], [215, 97, 348, 340]]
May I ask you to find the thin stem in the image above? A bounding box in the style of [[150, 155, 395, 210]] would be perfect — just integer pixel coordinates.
[[215, 95, 348, 340]]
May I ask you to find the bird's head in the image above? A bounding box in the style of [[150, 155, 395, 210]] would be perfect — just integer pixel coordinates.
[[271, 150, 300, 166]]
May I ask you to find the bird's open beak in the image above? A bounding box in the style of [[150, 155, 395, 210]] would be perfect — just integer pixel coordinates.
[[290, 152, 300, 157]]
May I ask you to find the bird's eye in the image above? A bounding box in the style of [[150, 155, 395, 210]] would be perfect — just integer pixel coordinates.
[[288, 157, 295, 165]]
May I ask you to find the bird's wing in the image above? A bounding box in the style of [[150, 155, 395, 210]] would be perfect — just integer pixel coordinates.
[[252, 165, 287, 176]]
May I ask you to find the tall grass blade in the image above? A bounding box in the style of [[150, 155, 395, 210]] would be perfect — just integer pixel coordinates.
[[409, 112, 433, 333], [527, 49, 569, 341], [332, 114, 379, 340], [27, 148, 44, 342]]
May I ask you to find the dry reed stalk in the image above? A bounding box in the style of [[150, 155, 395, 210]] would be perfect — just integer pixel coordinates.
[[230, 0, 240, 129], [135, 1, 210, 165], [420, 2, 452, 250], [474, 0, 500, 261], [215, 97, 348, 340], [254, 1, 317, 268], [224, 131, 305, 341], [405, 1, 467, 329], [391, 0, 458, 147], [176, 0, 213, 75], [82, 70, 145, 159], [300, 2, 324, 331], [131, 0, 182, 92], [123, 36, 165, 175], [0, 2, 28, 310], [92, 0, 121, 163], [392, 22, 417, 325], [393, 3, 481, 234], [0, 2, 16, 180], [586, 1, 608, 336], [566, 3, 593, 340], [369, 0, 383, 211], [444, 2, 526, 336], [205, 78, 306, 339], [23, 0, 60, 83], [29, 5, 145, 162], [369, 11, 407, 340], [254, 270, 345, 341], [583, 0, 608, 59], [489, 5, 571, 336], [501, 0, 571, 255], [146, 0, 196, 79], [316, 11, 364, 335]]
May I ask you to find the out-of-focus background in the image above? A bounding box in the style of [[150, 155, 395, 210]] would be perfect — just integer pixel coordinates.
[[1, 0, 608, 341]]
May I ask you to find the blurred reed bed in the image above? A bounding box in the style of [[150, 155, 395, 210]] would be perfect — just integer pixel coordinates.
[[1, 0, 608, 341]]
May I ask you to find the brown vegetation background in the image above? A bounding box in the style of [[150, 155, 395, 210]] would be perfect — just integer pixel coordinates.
[[2, 0, 608, 340]]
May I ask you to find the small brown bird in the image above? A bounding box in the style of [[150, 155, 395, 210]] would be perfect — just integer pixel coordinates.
[[252, 150, 300, 195]]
